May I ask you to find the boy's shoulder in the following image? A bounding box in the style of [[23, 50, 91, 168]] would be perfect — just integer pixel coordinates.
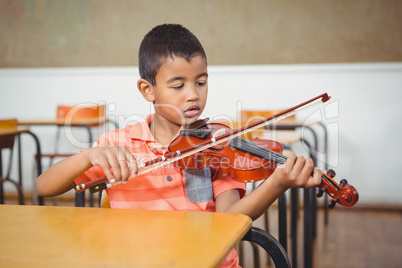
[[101, 118, 153, 143]]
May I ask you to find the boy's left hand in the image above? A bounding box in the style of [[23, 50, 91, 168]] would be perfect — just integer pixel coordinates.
[[273, 155, 322, 190]]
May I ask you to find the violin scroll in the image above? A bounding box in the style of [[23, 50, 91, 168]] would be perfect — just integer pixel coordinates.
[[337, 182, 359, 207], [316, 169, 359, 208]]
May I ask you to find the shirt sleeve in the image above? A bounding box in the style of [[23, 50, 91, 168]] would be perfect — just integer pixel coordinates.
[[212, 175, 246, 199]]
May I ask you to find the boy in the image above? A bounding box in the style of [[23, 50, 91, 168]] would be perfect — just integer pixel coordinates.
[[36, 24, 322, 267]]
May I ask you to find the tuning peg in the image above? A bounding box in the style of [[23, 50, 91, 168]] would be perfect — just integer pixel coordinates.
[[316, 188, 324, 198], [339, 179, 348, 187], [327, 169, 336, 178], [328, 198, 338, 209], [316, 186, 327, 198]]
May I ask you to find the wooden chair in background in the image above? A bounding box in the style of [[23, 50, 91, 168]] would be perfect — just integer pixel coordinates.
[[48, 104, 106, 164], [36, 104, 106, 207], [240, 110, 299, 143]]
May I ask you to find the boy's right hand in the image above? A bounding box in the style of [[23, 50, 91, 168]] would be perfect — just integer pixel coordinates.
[[87, 146, 137, 184]]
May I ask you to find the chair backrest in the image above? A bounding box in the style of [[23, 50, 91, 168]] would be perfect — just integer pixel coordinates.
[[56, 104, 106, 126], [240, 110, 296, 140], [242, 227, 291, 268], [0, 119, 18, 150]]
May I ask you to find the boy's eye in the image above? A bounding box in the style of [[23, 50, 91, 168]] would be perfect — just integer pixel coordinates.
[[173, 84, 184, 90], [197, 81, 206, 86]]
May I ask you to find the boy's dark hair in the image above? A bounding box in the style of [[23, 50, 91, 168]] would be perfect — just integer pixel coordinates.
[[139, 24, 207, 85]]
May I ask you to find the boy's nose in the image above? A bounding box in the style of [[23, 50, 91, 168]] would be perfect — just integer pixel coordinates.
[[186, 86, 199, 101]]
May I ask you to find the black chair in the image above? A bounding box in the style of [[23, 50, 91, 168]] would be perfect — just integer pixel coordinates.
[[241, 226, 291, 268]]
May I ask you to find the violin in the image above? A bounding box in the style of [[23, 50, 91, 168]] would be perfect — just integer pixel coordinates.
[[169, 122, 358, 208], [75, 93, 359, 208]]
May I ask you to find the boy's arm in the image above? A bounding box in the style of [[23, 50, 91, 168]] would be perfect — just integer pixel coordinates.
[[35, 146, 136, 197], [215, 155, 322, 221], [35, 150, 93, 197]]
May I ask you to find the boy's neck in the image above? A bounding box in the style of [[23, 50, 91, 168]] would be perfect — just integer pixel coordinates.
[[149, 119, 181, 148]]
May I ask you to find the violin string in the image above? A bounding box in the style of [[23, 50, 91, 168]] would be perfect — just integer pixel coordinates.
[[242, 141, 286, 163], [230, 138, 287, 164]]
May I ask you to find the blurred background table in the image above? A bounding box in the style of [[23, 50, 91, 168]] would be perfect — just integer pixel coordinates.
[[0, 120, 42, 205]]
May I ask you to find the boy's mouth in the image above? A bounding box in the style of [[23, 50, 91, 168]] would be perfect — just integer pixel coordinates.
[[183, 105, 201, 117]]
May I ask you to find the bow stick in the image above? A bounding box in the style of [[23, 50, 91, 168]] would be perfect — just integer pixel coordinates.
[[76, 93, 331, 193]]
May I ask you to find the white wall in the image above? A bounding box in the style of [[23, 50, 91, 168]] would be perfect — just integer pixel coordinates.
[[1, 63, 401, 205]]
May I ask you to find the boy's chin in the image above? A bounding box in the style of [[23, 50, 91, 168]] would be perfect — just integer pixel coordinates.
[[183, 116, 202, 126]]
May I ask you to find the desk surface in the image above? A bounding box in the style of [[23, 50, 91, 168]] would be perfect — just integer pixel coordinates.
[[0, 126, 30, 136], [0, 205, 251, 267]]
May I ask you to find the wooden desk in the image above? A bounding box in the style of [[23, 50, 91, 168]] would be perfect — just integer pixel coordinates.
[[0, 127, 31, 136], [18, 118, 113, 145], [0, 205, 252, 267], [19, 118, 109, 127]]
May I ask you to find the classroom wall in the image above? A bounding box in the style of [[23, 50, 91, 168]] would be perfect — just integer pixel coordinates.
[[1, 63, 402, 205]]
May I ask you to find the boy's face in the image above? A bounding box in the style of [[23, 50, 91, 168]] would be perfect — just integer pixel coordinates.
[[151, 54, 208, 127]]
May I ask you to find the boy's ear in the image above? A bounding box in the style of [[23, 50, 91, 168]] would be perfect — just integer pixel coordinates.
[[137, 78, 155, 102]]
